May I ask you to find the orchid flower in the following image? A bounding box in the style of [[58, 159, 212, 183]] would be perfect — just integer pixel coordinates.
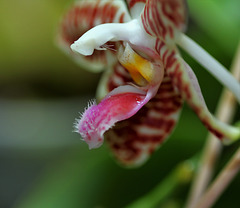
[[58, 0, 240, 166]]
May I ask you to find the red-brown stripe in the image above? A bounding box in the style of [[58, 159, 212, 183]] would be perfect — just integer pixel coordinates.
[[105, 74, 183, 166], [141, 0, 187, 42]]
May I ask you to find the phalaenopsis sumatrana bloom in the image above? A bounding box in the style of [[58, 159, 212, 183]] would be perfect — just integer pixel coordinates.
[[57, 0, 240, 166]]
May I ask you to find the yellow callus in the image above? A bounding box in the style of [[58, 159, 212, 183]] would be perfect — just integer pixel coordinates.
[[118, 44, 155, 86]]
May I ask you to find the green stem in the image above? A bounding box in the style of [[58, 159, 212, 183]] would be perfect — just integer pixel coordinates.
[[186, 42, 240, 208], [125, 160, 196, 208]]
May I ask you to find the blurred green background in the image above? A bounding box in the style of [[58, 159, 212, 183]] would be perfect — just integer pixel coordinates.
[[0, 0, 239, 208]]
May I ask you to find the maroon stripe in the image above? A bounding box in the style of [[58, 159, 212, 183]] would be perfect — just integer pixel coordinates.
[[165, 51, 176, 69], [128, 0, 146, 9], [105, 74, 183, 166]]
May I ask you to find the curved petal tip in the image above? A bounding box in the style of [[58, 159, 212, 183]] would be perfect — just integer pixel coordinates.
[[75, 85, 148, 149]]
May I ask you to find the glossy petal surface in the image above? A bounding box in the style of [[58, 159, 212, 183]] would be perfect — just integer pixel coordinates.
[[76, 50, 163, 150], [106, 74, 183, 166], [76, 85, 146, 149]]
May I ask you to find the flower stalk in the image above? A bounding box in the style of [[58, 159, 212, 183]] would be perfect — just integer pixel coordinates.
[[177, 33, 240, 103], [126, 159, 197, 208], [186, 42, 240, 208], [195, 145, 240, 208]]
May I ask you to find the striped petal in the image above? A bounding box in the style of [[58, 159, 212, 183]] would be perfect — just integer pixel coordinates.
[[76, 51, 164, 150], [76, 82, 162, 149], [127, 0, 146, 18], [141, 0, 187, 44], [106, 74, 183, 167], [96, 61, 133, 101], [164, 51, 240, 143], [57, 0, 131, 72], [76, 85, 146, 149], [95, 46, 182, 167]]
